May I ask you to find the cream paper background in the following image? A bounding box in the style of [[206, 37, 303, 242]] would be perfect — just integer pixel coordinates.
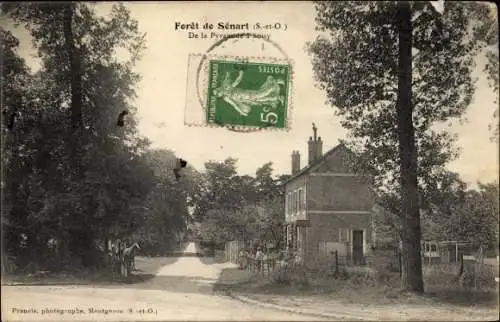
[[1, 2, 499, 320]]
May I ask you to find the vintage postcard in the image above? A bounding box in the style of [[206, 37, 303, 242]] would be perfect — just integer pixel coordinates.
[[1, 1, 499, 321]]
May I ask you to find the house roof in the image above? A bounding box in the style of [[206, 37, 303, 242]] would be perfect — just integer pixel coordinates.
[[284, 143, 348, 185]]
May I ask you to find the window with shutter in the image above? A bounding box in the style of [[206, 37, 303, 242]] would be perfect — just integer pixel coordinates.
[[286, 193, 289, 215], [338, 228, 350, 243], [303, 187, 306, 209], [298, 189, 302, 211], [297, 189, 300, 212], [293, 190, 298, 213]]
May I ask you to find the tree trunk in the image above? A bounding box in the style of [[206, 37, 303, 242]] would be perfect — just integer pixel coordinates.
[[62, 3, 84, 178], [104, 231, 109, 254], [396, 1, 424, 293], [63, 4, 95, 267]]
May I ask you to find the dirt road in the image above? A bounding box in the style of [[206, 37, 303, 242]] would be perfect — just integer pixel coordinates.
[[2, 243, 329, 321]]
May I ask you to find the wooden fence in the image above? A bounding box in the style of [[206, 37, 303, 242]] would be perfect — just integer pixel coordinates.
[[225, 240, 498, 287], [225, 240, 244, 264], [237, 250, 377, 280], [225, 240, 281, 264]]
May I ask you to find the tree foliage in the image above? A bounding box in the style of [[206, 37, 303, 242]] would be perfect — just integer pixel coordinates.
[[444, 181, 499, 246], [193, 159, 288, 249], [308, 1, 489, 292], [133, 149, 198, 255], [466, 3, 499, 141], [1, 3, 158, 270], [307, 1, 492, 234], [309, 1, 481, 200], [375, 172, 498, 248]]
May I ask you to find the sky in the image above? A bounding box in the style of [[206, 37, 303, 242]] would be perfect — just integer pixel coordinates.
[[3, 1, 499, 188]]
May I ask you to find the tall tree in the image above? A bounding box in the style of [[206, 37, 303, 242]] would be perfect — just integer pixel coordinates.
[[62, 3, 84, 178], [192, 158, 243, 222], [2, 4, 85, 177], [458, 182, 499, 246], [255, 162, 276, 201], [254, 164, 289, 245], [309, 1, 482, 292], [2, 3, 150, 268], [194, 160, 289, 248], [1, 28, 41, 265], [396, 1, 423, 292], [136, 149, 192, 255]]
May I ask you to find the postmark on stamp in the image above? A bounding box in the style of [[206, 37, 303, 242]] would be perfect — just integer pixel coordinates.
[[206, 59, 290, 129], [184, 33, 294, 132]]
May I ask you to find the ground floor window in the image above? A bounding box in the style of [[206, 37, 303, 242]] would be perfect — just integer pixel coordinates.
[[338, 228, 350, 243]]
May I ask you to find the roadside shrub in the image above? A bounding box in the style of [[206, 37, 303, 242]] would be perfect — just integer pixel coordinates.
[[271, 259, 381, 291], [423, 262, 497, 291], [1, 254, 17, 274], [272, 264, 311, 288], [273, 270, 292, 285], [214, 250, 225, 263], [423, 264, 458, 287], [342, 266, 378, 287], [369, 250, 401, 273]]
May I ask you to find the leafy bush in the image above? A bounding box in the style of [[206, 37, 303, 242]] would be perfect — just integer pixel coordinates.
[[1, 254, 17, 274], [341, 266, 378, 287], [270, 259, 381, 291], [422, 262, 498, 291], [272, 265, 311, 288]]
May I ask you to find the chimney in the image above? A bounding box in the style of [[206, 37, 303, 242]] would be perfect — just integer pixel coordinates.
[[308, 136, 315, 165], [316, 136, 323, 160], [308, 123, 321, 165], [291, 151, 300, 175]]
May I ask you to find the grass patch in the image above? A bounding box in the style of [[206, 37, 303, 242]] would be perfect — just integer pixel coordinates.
[[223, 262, 499, 310], [1, 256, 170, 286], [1, 268, 146, 285]]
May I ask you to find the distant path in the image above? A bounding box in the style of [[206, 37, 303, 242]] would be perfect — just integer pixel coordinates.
[[2, 243, 328, 321]]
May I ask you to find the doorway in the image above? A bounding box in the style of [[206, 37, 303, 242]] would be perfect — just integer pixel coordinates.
[[352, 230, 364, 265]]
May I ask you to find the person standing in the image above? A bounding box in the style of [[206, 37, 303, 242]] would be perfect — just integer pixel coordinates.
[[255, 247, 264, 273], [238, 249, 249, 270]]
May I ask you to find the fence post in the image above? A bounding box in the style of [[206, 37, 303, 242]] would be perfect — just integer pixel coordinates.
[[459, 253, 464, 277], [235, 241, 239, 264], [398, 249, 402, 278], [474, 261, 478, 289], [334, 250, 339, 276], [231, 241, 234, 263], [234, 241, 238, 263]]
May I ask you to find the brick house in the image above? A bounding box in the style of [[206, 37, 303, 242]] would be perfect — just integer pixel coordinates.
[[284, 124, 375, 264]]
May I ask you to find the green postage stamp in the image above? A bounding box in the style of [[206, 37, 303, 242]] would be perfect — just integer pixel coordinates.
[[207, 60, 290, 128], [184, 54, 294, 131]]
